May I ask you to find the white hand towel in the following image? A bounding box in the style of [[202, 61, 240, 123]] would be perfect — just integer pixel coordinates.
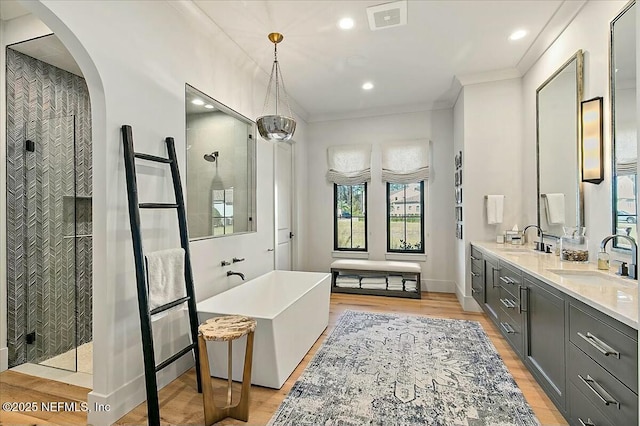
[[544, 193, 565, 225], [146, 248, 187, 311], [486, 195, 504, 225]]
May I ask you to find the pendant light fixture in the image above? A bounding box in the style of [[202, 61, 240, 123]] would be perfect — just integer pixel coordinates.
[[257, 32, 296, 142]]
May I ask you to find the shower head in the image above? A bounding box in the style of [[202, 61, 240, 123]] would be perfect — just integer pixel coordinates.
[[204, 151, 219, 162]]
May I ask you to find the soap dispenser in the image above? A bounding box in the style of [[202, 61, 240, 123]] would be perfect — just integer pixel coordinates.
[[597, 250, 610, 270]]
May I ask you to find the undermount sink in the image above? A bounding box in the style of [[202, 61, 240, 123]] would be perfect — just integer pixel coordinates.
[[546, 269, 635, 287]]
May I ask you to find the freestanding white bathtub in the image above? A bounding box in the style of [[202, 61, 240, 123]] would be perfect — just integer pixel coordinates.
[[196, 270, 331, 389]]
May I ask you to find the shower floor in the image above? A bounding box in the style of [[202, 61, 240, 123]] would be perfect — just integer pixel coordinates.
[[10, 341, 92, 388], [39, 341, 93, 374]]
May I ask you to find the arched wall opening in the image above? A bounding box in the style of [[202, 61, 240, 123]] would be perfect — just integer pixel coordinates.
[[2, 0, 107, 411]]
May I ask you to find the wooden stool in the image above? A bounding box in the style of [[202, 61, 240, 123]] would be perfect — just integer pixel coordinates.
[[198, 315, 257, 425]]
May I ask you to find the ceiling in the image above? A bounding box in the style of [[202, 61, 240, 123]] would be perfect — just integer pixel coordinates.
[[0, 0, 29, 21], [193, 0, 585, 122], [2, 0, 588, 122], [9, 35, 83, 77]]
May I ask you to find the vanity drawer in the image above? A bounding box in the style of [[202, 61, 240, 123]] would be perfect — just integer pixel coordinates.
[[567, 343, 638, 426], [568, 382, 614, 426], [498, 306, 523, 357], [569, 303, 638, 393], [470, 246, 483, 269], [499, 286, 520, 315], [471, 271, 484, 304], [498, 261, 522, 297]]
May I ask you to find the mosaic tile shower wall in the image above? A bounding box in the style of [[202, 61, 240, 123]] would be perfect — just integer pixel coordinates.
[[6, 49, 92, 368]]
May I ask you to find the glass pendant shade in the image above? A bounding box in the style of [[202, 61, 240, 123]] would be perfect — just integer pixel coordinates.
[[257, 32, 296, 142]]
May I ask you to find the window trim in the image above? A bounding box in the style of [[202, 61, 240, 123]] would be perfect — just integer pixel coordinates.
[[333, 183, 368, 252], [386, 181, 425, 254]]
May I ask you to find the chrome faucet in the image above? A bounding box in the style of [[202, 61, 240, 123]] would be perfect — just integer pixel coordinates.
[[600, 235, 637, 279], [523, 225, 546, 251], [226, 270, 245, 280]]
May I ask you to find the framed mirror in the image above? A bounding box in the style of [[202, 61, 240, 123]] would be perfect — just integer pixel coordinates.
[[185, 84, 256, 240], [536, 50, 584, 238], [611, 1, 637, 249]]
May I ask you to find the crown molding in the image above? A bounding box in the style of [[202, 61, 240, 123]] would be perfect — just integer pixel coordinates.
[[307, 101, 453, 123], [455, 68, 522, 87], [516, 0, 588, 75]]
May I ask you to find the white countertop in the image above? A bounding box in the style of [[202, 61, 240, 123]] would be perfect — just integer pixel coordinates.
[[471, 241, 638, 330]]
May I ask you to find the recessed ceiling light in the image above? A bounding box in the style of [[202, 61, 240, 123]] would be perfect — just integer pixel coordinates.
[[509, 29, 527, 41], [204, 104, 214, 109], [192, 99, 205, 105], [339, 17, 355, 30], [362, 82, 374, 90]]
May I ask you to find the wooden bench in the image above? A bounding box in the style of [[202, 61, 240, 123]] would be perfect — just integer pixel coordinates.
[[330, 259, 421, 299]]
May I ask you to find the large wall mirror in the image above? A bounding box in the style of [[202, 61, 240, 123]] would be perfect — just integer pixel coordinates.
[[536, 50, 584, 237], [185, 84, 256, 240], [611, 1, 637, 249]]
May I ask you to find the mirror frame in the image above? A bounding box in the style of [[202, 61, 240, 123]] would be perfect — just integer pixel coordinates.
[[609, 0, 637, 250], [185, 83, 257, 241], [536, 49, 584, 238]]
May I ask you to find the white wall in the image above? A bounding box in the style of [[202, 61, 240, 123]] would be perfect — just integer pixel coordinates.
[[522, 0, 630, 262], [453, 78, 524, 310], [305, 109, 455, 292], [13, 1, 308, 424], [453, 91, 466, 303], [0, 13, 53, 372]]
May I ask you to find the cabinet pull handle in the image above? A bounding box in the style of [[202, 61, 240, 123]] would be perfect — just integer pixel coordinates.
[[499, 276, 510, 285], [500, 298, 516, 309], [577, 332, 620, 359], [471, 288, 479, 294], [500, 322, 515, 334], [470, 255, 478, 261], [471, 272, 480, 277], [491, 268, 500, 288], [577, 374, 620, 408], [518, 286, 528, 313], [578, 418, 596, 426]]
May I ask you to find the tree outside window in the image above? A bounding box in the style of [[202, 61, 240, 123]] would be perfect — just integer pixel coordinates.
[[387, 182, 424, 253], [334, 184, 367, 250]]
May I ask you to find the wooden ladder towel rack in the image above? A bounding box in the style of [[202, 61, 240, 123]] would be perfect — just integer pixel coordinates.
[[121, 125, 202, 425]]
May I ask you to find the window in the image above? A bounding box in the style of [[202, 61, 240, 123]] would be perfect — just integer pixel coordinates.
[[387, 182, 424, 253], [334, 184, 367, 251]]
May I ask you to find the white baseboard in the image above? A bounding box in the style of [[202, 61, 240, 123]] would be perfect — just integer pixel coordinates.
[[0, 347, 7, 372], [422, 279, 455, 293], [454, 285, 482, 312], [87, 355, 192, 426]]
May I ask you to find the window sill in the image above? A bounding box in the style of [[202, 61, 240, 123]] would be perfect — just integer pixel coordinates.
[[332, 251, 369, 259], [385, 253, 427, 262]]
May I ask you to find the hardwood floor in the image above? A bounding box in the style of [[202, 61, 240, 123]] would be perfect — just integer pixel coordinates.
[[0, 293, 567, 425]]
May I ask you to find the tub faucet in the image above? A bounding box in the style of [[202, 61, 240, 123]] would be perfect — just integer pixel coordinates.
[[601, 235, 637, 279], [523, 225, 545, 251], [227, 271, 245, 280]]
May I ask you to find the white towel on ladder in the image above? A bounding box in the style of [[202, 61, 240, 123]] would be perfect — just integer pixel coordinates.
[[486, 195, 504, 225], [146, 248, 187, 311], [544, 193, 565, 225]]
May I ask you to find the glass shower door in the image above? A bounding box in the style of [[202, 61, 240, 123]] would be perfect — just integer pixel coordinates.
[[24, 115, 78, 371]]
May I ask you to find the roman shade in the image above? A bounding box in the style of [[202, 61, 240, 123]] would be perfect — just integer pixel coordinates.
[[326, 144, 372, 185], [616, 159, 637, 176], [382, 140, 430, 183]]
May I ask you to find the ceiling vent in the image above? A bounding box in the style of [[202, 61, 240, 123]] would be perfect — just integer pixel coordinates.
[[367, 0, 408, 31]]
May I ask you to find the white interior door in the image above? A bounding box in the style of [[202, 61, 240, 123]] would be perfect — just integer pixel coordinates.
[[275, 142, 294, 270]]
